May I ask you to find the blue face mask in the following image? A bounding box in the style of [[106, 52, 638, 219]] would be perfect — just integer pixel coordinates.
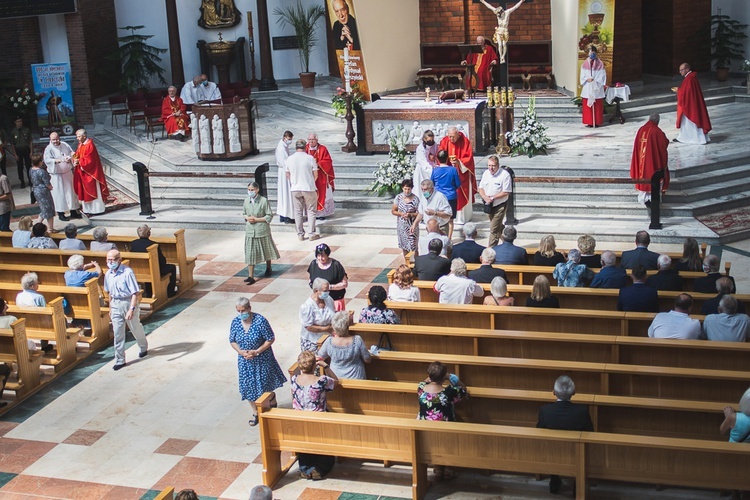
[[319, 291, 330, 300], [107, 262, 119, 270], [248, 190, 257, 198], [424, 191, 431, 199], [240, 311, 250, 320], [589, 53, 596, 60], [202, 81, 209, 86]]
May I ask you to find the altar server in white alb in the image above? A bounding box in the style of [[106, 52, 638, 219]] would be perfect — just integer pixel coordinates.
[[275, 130, 295, 224], [580, 46, 606, 127], [43, 132, 82, 221], [413, 130, 437, 199]]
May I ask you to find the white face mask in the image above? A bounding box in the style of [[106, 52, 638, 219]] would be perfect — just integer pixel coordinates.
[[248, 190, 256, 198], [284, 139, 293, 145]]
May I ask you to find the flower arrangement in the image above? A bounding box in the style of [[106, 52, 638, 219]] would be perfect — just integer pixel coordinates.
[[2, 86, 44, 113], [741, 59, 750, 72], [506, 95, 550, 158], [370, 124, 415, 196], [331, 84, 365, 118]]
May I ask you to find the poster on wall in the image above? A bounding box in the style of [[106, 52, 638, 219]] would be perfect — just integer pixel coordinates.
[[31, 63, 77, 137], [576, 0, 615, 94], [327, 0, 370, 101]]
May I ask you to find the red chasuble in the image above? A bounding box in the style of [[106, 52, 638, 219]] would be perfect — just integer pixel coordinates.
[[630, 120, 670, 193], [439, 132, 476, 211], [73, 139, 110, 202], [466, 44, 498, 91], [677, 72, 712, 133], [306, 144, 335, 211], [161, 96, 189, 134]]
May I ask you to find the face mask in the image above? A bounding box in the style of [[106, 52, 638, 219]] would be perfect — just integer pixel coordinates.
[[319, 291, 330, 300], [202, 81, 208, 86], [240, 311, 251, 320], [589, 53, 596, 60], [107, 262, 119, 270], [248, 190, 256, 198], [425, 140, 435, 146], [284, 139, 293, 145], [424, 191, 431, 199]]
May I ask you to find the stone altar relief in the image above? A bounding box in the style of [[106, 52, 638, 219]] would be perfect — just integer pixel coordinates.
[[198, 0, 241, 28], [227, 113, 241, 153], [372, 120, 470, 146], [212, 115, 225, 154], [199, 115, 212, 154], [190, 113, 200, 153]]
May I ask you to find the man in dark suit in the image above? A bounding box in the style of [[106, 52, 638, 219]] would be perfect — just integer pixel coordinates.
[[694, 254, 736, 294], [645, 254, 684, 291], [468, 247, 507, 283], [130, 224, 177, 298], [700, 276, 745, 315], [491, 226, 527, 265], [413, 238, 451, 281], [537, 375, 594, 494], [619, 230, 660, 270], [617, 265, 659, 312], [451, 222, 484, 264], [589, 250, 627, 288]]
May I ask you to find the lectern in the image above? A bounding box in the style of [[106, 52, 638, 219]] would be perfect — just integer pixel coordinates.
[[193, 99, 259, 160]]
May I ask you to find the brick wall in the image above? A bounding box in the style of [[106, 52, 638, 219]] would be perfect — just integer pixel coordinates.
[[672, 0, 711, 72], [0, 17, 43, 94], [612, 0, 642, 83]]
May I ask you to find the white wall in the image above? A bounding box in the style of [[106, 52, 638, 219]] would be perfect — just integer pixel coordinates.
[[38, 14, 70, 64], [113, 0, 172, 86], [712, 0, 750, 71], [550, 0, 579, 95]]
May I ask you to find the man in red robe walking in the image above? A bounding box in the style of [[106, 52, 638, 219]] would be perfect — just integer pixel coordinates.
[[161, 85, 190, 140], [73, 129, 110, 216], [306, 133, 335, 219], [674, 62, 711, 144], [462, 36, 498, 91], [630, 114, 669, 207], [439, 126, 475, 225]]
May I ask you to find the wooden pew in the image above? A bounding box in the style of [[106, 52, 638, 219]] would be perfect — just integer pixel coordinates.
[[7, 297, 80, 371], [257, 401, 750, 499], [0, 318, 43, 400], [0, 229, 196, 291], [153, 487, 174, 500], [0, 261, 128, 287], [517, 246, 705, 267], [0, 280, 111, 351]]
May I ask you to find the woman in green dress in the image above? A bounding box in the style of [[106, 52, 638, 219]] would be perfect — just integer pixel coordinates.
[[243, 182, 280, 285]]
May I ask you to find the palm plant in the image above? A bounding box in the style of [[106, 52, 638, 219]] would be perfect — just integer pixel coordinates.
[[273, 1, 325, 74], [109, 25, 168, 93]]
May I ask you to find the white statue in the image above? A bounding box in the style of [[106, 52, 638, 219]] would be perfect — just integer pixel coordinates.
[[212, 114, 225, 154], [479, 0, 526, 64], [227, 113, 241, 153], [199, 115, 212, 154], [374, 123, 388, 144], [190, 113, 200, 153], [408, 120, 423, 145]]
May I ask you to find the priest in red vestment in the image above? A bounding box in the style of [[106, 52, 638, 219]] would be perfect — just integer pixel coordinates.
[[306, 133, 335, 218], [161, 85, 190, 140], [630, 114, 669, 207], [462, 36, 498, 91], [439, 127, 475, 224], [73, 129, 110, 215], [674, 63, 711, 144]]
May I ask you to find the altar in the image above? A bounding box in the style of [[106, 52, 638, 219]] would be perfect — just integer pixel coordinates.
[[192, 100, 259, 160], [363, 98, 485, 153]]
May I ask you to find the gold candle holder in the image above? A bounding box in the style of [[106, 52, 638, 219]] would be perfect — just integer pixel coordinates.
[[487, 88, 493, 107], [493, 86, 501, 108]]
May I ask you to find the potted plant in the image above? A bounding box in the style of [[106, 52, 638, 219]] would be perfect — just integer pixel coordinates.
[[707, 13, 748, 81], [274, 1, 325, 88], [107, 25, 168, 94]]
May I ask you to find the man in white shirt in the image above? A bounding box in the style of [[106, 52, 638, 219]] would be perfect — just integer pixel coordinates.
[[434, 258, 484, 304], [648, 293, 701, 339], [418, 218, 452, 258], [275, 130, 295, 224], [43, 132, 81, 221], [702, 295, 749, 342], [478, 155, 512, 247], [411, 179, 452, 235], [196, 74, 222, 102], [180, 76, 201, 105], [285, 139, 319, 241]]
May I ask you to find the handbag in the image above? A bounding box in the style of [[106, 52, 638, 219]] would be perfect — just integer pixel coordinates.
[[377, 332, 395, 351], [482, 201, 492, 214]]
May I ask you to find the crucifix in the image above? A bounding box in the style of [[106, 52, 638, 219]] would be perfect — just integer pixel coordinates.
[[477, 0, 525, 89]]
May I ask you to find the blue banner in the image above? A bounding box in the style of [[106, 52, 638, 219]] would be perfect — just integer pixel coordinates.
[[31, 62, 77, 137]]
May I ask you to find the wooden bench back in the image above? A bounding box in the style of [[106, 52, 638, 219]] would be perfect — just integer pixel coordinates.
[[0, 318, 42, 398]]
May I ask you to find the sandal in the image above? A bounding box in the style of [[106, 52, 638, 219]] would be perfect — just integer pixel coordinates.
[[269, 395, 278, 408], [248, 414, 259, 427]]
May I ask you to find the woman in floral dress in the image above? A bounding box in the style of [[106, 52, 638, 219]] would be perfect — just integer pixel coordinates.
[[29, 154, 56, 232], [358, 286, 400, 324], [229, 297, 287, 427], [391, 178, 419, 259]]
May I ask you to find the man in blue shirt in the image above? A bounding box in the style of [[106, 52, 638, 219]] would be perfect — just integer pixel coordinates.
[[492, 226, 527, 265], [430, 150, 461, 239], [590, 250, 627, 288]]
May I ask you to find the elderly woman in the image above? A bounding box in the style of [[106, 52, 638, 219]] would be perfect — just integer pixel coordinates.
[[534, 235, 565, 266], [526, 275, 560, 308], [577, 234, 601, 268], [29, 153, 56, 232], [392, 178, 419, 259], [484, 276, 513, 306], [388, 264, 421, 302], [59, 223, 86, 250], [720, 387, 750, 443], [318, 311, 371, 379], [16, 272, 52, 352], [418, 361, 467, 481], [230, 297, 287, 426], [359, 285, 400, 324], [27, 222, 58, 249], [65, 254, 102, 287], [435, 258, 484, 305], [308, 243, 348, 312], [11, 216, 33, 248], [242, 181, 279, 285], [292, 350, 338, 480], [553, 249, 595, 287], [90, 227, 117, 251], [676, 237, 703, 272], [299, 277, 335, 353]]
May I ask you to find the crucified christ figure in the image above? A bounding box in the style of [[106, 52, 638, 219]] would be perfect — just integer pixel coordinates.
[[478, 0, 526, 64]]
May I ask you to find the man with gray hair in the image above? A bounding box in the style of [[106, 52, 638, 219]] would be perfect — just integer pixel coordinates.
[[438, 125, 476, 226], [130, 224, 178, 298], [16, 272, 53, 352], [589, 250, 627, 288], [537, 375, 594, 494], [418, 218, 451, 258], [286, 139, 319, 241], [58, 223, 86, 250], [694, 254, 736, 294], [630, 113, 669, 207], [491, 226, 527, 265], [478, 155, 512, 247], [645, 254, 684, 291], [89, 227, 117, 252], [73, 128, 109, 216], [435, 258, 484, 304], [468, 247, 507, 283], [702, 295, 750, 342], [249, 485, 273, 500], [701, 276, 746, 315], [43, 132, 82, 221], [412, 178, 452, 235], [450, 221, 484, 264], [553, 249, 594, 287]]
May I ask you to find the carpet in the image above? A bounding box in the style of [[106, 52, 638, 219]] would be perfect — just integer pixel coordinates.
[[697, 207, 750, 237]]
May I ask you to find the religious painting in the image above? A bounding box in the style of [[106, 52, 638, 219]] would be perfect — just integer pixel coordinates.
[[31, 63, 77, 137], [198, 0, 241, 29], [577, 0, 616, 91], [327, 0, 370, 100]]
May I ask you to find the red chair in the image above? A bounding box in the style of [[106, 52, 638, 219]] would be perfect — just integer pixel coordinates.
[[236, 87, 252, 98], [146, 98, 163, 108], [108, 95, 129, 128], [223, 89, 236, 98], [127, 100, 147, 133], [229, 81, 247, 91], [144, 106, 165, 140], [145, 90, 164, 101], [126, 91, 145, 102]]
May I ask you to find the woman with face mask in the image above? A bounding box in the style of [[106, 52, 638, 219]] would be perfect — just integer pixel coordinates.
[[242, 182, 279, 285], [299, 277, 336, 353], [230, 297, 287, 426], [579, 45, 606, 128]]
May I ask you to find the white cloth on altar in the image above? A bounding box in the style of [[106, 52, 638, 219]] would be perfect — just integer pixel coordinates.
[[605, 85, 631, 104], [275, 139, 294, 219], [82, 183, 106, 215], [43, 142, 80, 212], [676, 115, 710, 145]]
